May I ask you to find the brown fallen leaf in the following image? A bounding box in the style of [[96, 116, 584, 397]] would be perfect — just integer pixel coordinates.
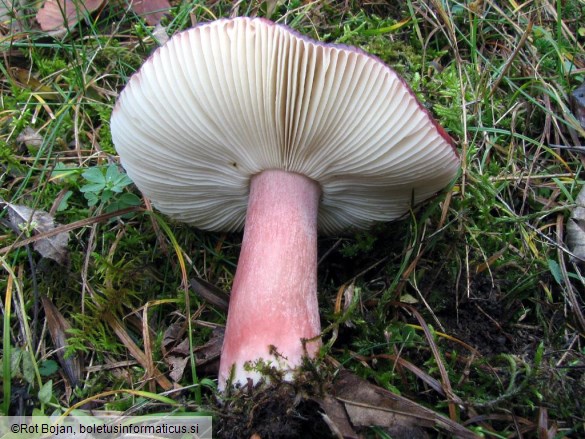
[[36, 0, 104, 32], [315, 394, 358, 439], [162, 324, 223, 381], [127, 0, 171, 26], [193, 327, 224, 367], [567, 185, 585, 263], [167, 355, 189, 383], [2, 201, 70, 264], [328, 370, 479, 439], [162, 322, 186, 353], [41, 296, 83, 387]]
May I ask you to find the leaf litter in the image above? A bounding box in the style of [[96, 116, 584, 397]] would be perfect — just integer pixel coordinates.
[[2, 201, 70, 264]]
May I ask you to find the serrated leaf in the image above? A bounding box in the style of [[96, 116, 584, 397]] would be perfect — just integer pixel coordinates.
[[105, 164, 119, 184], [82, 167, 106, 184], [80, 182, 105, 193], [105, 165, 132, 191], [83, 191, 100, 206], [101, 190, 114, 204]]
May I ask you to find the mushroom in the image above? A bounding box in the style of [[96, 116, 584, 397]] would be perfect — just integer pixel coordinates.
[[111, 17, 460, 389]]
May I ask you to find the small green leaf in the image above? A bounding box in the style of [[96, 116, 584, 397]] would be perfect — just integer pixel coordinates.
[[39, 360, 59, 377], [84, 191, 100, 207], [101, 189, 114, 204], [534, 342, 544, 367], [113, 175, 133, 191], [82, 167, 106, 184], [21, 352, 36, 385], [56, 191, 73, 212], [10, 348, 23, 378], [105, 164, 119, 184], [80, 182, 106, 193], [105, 164, 132, 191], [198, 378, 217, 391], [32, 408, 46, 416], [547, 259, 562, 285], [105, 193, 141, 216], [38, 380, 53, 404]]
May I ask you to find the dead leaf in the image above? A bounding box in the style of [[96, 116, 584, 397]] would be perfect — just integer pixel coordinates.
[[9, 67, 60, 100], [152, 22, 169, 45], [162, 322, 185, 352], [190, 277, 229, 311], [3, 201, 70, 264], [16, 127, 43, 150], [193, 327, 224, 367], [36, 0, 104, 32], [330, 370, 479, 439], [169, 338, 191, 357], [162, 324, 223, 380], [314, 395, 358, 439], [127, 0, 171, 26], [167, 355, 189, 382], [567, 185, 585, 263], [0, 206, 141, 257], [41, 296, 83, 387]]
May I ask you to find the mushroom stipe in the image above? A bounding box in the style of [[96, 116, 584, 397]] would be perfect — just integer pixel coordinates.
[[111, 17, 460, 389]]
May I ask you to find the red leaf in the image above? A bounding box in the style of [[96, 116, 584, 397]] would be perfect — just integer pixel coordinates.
[[128, 0, 171, 26]]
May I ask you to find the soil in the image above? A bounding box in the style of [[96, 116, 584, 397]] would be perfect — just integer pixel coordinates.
[[437, 273, 543, 358], [215, 381, 335, 439]]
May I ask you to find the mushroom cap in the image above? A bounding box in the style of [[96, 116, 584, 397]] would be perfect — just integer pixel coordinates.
[[111, 17, 459, 234]]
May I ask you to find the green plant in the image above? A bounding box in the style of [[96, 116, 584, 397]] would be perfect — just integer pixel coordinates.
[[79, 164, 140, 210]]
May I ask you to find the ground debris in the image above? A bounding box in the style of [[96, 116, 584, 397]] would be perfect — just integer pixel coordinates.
[[325, 370, 479, 439], [1, 201, 69, 264], [567, 185, 585, 263]]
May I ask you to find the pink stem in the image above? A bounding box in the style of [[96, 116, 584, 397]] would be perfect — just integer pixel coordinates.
[[218, 169, 322, 389]]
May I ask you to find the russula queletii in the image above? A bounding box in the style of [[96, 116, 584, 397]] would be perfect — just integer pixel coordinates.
[[110, 17, 460, 389]]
